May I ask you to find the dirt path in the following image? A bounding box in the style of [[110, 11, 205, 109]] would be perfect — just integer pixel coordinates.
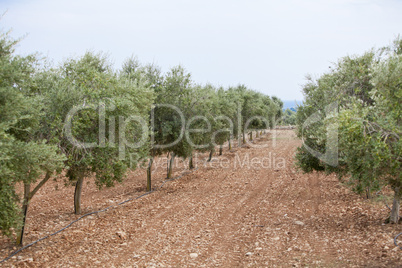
[[1, 130, 401, 267]]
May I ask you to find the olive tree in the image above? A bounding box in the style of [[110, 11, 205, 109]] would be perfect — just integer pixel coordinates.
[[151, 65, 194, 179], [0, 32, 65, 245], [120, 57, 163, 191], [45, 52, 153, 214], [296, 38, 401, 223]]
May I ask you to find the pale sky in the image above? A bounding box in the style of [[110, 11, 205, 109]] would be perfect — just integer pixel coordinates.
[[1, 0, 401, 101]]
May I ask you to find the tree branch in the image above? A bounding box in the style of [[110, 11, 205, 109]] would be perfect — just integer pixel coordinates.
[[29, 171, 51, 200]]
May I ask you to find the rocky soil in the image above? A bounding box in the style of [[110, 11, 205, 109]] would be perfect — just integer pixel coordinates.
[[1, 130, 401, 267]]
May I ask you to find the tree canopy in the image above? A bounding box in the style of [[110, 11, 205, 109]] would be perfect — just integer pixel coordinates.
[[0, 27, 282, 244], [295, 37, 402, 223]]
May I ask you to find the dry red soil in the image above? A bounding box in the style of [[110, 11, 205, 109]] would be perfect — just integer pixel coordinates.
[[1, 130, 401, 267]]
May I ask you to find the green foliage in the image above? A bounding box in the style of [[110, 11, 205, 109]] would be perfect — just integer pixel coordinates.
[[184, 83, 215, 151], [294, 145, 325, 173], [213, 87, 237, 146], [271, 96, 283, 124], [152, 65, 195, 158], [0, 31, 65, 237], [229, 85, 278, 137], [282, 108, 297, 125], [296, 37, 401, 220], [45, 52, 154, 189]]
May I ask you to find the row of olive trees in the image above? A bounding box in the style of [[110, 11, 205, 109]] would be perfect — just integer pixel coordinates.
[[0, 32, 283, 245], [295, 37, 401, 223], [0, 43, 154, 245], [121, 57, 283, 191]]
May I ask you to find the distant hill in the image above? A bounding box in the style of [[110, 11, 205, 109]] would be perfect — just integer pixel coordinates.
[[282, 100, 302, 111]]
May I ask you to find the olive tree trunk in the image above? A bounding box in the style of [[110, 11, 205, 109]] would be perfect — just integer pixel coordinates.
[[219, 145, 223, 156], [189, 154, 194, 169], [207, 148, 214, 162], [167, 152, 175, 179], [74, 175, 84, 215], [390, 186, 401, 224], [228, 139, 232, 151], [16, 183, 30, 245], [147, 157, 153, 192], [17, 172, 51, 245]]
